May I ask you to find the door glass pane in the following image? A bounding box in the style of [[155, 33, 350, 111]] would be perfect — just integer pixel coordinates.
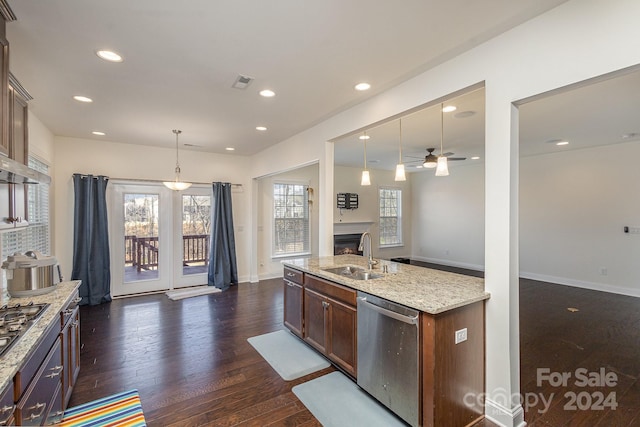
[[124, 193, 159, 282], [182, 195, 211, 276]]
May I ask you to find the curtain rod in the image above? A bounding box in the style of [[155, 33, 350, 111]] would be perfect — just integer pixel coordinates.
[[108, 177, 243, 187]]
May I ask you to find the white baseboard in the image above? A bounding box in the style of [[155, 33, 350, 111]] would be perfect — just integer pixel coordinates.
[[484, 399, 526, 427], [520, 271, 640, 298], [257, 272, 284, 282]]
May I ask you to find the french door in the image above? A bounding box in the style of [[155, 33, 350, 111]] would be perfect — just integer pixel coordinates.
[[109, 182, 211, 297]]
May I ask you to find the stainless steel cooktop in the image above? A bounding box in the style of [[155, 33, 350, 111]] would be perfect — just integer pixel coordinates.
[[0, 302, 50, 357]]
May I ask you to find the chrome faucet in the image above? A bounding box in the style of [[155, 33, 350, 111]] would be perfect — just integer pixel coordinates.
[[358, 232, 378, 270]]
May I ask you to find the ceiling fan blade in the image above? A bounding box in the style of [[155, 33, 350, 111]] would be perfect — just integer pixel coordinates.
[[448, 157, 466, 161], [441, 152, 455, 157]]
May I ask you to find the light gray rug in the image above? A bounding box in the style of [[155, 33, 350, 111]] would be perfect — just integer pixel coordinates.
[[247, 330, 330, 380], [166, 286, 221, 300], [293, 372, 407, 427]]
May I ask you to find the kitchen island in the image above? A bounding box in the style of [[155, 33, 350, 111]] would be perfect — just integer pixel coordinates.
[[0, 280, 81, 425], [282, 254, 490, 427]]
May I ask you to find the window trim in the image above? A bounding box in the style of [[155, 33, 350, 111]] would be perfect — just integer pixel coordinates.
[[378, 186, 403, 248], [271, 180, 311, 258]]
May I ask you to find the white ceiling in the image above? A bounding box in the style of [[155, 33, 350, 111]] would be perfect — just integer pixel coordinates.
[[333, 68, 640, 173], [6, 0, 570, 155]]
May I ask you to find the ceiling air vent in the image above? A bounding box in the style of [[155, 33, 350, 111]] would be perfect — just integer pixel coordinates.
[[232, 74, 254, 90]]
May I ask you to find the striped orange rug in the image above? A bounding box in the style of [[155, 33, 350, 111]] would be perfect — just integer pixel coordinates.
[[60, 389, 146, 426]]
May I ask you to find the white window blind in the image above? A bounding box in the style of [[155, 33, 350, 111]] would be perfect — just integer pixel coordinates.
[[379, 187, 402, 246], [272, 182, 310, 257], [1, 157, 50, 258]]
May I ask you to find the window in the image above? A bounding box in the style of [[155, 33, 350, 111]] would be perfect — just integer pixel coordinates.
[[379, 187, 402, 246], [1, 157, 50, 258], [273, 182, 310, 257]]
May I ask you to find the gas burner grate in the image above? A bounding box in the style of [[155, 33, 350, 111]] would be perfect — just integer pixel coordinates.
[[0, 302, 50, 357]]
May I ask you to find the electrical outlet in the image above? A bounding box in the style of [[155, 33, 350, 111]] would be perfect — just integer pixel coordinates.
[[455, 328, 467, 344]]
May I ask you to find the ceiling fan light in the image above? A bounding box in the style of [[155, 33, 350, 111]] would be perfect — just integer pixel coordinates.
[[395, 163, 406, 181], [435, 156, 449, 176], [361, 170, 371, 186], [423, 156, 437, 168]]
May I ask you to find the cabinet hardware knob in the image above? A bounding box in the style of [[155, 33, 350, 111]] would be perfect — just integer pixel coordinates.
[[0, 405, 12, 413], [27, 402, 46, 420]]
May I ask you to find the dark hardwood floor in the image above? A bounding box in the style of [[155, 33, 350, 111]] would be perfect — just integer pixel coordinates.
[[69, 273, 640, 426]]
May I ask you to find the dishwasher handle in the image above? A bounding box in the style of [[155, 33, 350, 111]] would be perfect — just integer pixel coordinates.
[[358, 297, 419, 325]]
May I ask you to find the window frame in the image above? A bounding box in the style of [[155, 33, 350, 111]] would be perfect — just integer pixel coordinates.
[[378, 186, 403, 248], [272, 181, 311, 259]]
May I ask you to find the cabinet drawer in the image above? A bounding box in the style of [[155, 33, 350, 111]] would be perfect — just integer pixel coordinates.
[[0, 382, 14, 426], [305, 274, 356, 306], [15, 320, 62, 398], [283, 267, 304, 285], [16, 337, 63, 425]]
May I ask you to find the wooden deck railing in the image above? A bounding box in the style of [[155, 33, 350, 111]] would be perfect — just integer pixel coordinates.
[[125, 234, 209, 271]]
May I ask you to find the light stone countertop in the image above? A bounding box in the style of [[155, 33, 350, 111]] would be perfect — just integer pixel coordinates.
[[0, 280, 81, 393], [283, 255, 489, 314]]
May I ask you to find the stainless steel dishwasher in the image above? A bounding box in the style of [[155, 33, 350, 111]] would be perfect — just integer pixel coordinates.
[[357, 291, 420, 427]]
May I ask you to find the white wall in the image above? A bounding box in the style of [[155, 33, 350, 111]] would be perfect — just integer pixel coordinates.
[[411, 162, 485, 269], [520, 140, 640, 296], [257, 163, 320, 279], [53, 136, 252, 283], [247, 0, 640, 424], [334, 165, 412, 260]]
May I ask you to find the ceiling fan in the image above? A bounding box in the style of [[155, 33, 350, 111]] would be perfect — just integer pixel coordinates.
[[406, 148, 466, 168]]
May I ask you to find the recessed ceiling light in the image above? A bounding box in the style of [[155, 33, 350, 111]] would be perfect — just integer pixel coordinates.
[[442, 105, 457, 113], [225, 147, 235, 151], [471, 156, 480, 160], [259, 89, 275, 97], [354, 82, 371, 91], [92, 131, 105, 136], [96, 50, 123, 62], [454, 110, 476, 119], [256, 126, 267, 131], [73, 95, 93, 103], [545, 138, 569, 146], [359, 135, 370, 140], [415, 165, 423, 168]]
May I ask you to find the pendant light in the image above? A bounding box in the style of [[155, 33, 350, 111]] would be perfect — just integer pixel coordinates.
[[163, 129, 192, 190], [361, 131, 371, 186], [435, 104, 449, 177], [394, 119, 406, 181]]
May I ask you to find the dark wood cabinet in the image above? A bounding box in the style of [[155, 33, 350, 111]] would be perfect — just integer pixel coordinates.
[[61, 304, 81, 407], [283, 267, 304, 338], [303, 274, 357, 377], [8, 81, 28, 164], [0, 381, 14, 426], [421, 301, 485, 427], [0, 29, 8, 158]]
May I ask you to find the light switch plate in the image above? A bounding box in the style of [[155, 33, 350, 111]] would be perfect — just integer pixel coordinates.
[[455, 328, 468, 344]]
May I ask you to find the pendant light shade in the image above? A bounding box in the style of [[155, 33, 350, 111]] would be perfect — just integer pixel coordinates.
[[435, 156, 449, 176], [361, 131, 371, 186], [163, 129, 192, 191], [395, 118, 406, 181], [361, 170, 371, 186], [435, 103, 449, 177]]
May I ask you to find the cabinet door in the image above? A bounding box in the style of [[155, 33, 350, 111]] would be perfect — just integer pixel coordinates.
[[9, 85, 28, 165], [62, 306, 81, 407], [303, 288, 328, 354], [283, 280, 303, 337], [0, 35, 8, 157], [327, 298, 357, 377]]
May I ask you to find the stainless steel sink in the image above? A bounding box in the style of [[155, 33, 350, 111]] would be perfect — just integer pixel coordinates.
[[322, 266, 382, 280]]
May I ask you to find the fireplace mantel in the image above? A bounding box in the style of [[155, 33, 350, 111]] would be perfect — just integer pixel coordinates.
[[333, 221, 374, 235]]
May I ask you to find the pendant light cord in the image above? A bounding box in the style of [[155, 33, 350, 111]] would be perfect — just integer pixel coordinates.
[[399, 119, 403, 162], [363, 131, 367, 169], [173, 129, 182, 174], [440, 104, 444, 155]]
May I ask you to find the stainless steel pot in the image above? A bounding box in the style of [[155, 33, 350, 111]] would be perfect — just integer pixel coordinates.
[[1, 251, 62, 297]]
